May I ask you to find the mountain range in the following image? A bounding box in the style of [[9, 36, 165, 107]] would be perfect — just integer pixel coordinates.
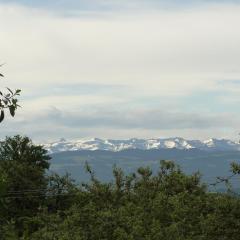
[[46, 138, 240, 189], [44, 137, 240, 153]]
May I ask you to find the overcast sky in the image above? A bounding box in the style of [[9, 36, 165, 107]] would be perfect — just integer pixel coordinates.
[[1, 0, 240, 142]]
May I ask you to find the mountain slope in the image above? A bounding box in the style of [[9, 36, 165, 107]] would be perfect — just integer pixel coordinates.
[[50, 148, 240, 189]]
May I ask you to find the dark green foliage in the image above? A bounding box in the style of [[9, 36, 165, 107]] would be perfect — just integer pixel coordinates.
[[1, 136, 240, 239], [26, 161, 240, 240], [47, 173, 78, 212], [0, 135, 50, 238]]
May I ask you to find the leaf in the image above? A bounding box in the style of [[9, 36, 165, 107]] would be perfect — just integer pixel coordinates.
[[0, 110, 4, 122], [12, 99, 17, 105], [0, 73, 3, 77], [9, 105, 15, 117], [7, 88, 13, 95]]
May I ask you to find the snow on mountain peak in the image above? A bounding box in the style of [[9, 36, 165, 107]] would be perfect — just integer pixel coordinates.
[[44, 137, 240, 154]]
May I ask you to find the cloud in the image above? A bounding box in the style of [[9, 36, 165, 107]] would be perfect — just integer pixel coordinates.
[[47, 108, 239, 130], [2, 105, 239, 141], [1, 3, 240, 91], [0, 3, 240, 140]]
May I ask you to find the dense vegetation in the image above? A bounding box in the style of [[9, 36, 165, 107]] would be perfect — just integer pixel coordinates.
[[1, 136, 240, 239]]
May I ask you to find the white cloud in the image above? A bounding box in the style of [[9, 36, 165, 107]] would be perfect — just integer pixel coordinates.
[[0, 3, 240, 140]]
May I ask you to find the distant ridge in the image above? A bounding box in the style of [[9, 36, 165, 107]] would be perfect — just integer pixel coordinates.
[[44, 137, 240, 154]]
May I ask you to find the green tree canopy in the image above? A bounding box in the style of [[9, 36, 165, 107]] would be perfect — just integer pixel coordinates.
[[0, 135, 51, 237]]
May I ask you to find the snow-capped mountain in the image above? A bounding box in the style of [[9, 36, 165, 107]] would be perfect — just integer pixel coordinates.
[[44, 137, 240, 154]]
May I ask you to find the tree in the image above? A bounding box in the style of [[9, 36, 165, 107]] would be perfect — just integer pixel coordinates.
[[0, 66, 22, 238], [26, 160, 240, 239], [47, 173, 77, 213], [0, 135, 51, 237]]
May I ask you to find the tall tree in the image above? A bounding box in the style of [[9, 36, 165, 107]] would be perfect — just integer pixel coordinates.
[[0, 66, 22, 238], [0, 135, 51, 237]]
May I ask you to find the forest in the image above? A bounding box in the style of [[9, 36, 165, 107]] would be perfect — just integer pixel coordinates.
[[1, 135, 240, 239]]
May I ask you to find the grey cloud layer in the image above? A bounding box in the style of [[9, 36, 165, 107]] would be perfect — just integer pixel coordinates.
[[20, 107, 238, 130], [1, 105, 238, 141]]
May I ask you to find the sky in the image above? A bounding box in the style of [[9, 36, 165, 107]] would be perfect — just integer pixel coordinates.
[[1, 0, 240, 142]]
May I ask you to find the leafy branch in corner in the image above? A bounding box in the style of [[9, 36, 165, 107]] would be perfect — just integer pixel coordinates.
[[0, 67, 21, 122]]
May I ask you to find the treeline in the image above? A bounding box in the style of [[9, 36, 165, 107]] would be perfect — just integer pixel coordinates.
[[1, 135, 240, 239]]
